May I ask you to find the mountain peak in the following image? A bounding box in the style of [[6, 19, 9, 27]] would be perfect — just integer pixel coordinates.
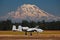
[[21, 4, 37, 8], [0, 4, 60, 22]]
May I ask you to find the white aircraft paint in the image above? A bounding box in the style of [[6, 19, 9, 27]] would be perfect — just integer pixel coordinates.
[[12, 25, 16, 31], [12, 25, 43, 32], [18, 25, 22, 31]]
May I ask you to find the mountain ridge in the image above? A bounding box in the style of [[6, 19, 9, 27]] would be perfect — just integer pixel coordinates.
[[0, 4, 60, 22]]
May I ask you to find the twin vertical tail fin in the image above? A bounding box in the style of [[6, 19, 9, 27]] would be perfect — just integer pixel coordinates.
[[12, 25, 16, 31], [12, 25, 22, 31], [18, 25, 22, 31]]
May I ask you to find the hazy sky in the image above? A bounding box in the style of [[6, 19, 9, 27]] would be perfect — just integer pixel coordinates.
[[0, 0, 60, 16]]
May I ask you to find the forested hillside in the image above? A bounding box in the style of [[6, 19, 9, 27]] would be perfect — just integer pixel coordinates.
[[0, 20, 60, 30]]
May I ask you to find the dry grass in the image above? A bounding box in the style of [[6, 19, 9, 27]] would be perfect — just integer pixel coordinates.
[[0, 30, 60, 35], [0, 31, 24, 35], [0, 30, 60, 40]]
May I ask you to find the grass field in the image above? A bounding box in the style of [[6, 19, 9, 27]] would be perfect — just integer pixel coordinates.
[[0, 30, 60, 40], [0, 30, 60, 35]]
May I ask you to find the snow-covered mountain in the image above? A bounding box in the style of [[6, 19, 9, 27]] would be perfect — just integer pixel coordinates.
[[0, 4, 60, 22]]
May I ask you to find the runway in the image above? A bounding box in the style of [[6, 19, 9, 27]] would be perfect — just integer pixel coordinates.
[[0, 34, 60, 40]]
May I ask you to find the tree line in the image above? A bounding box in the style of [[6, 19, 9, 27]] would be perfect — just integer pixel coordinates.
[[0, 19, 60, 30]]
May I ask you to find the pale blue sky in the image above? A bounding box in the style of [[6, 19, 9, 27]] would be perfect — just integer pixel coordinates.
[[0, 0, 60, 16]]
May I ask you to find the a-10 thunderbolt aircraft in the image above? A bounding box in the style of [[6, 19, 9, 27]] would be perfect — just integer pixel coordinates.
[[12, 25, 43, 32]]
